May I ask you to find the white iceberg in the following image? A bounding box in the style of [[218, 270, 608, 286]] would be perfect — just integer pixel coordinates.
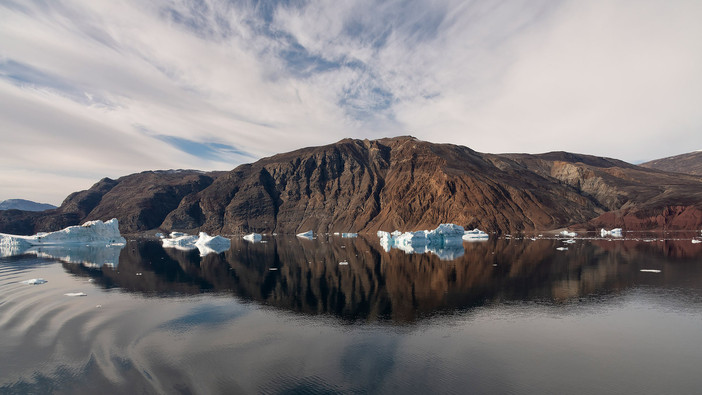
[[377, 223, 466, 260], [600, 228, 623, 237], [0, 219, 126, 257], [243, 233, 262, 242], [296, 230, 314, 239], [462, 228, 489, 241], [341, 233, 358, 238], [161, 232, 231, 256], [22, 278, 47, 285]]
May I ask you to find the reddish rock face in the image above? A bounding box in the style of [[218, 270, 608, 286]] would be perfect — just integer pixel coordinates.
[[2, 137, 701, 235]]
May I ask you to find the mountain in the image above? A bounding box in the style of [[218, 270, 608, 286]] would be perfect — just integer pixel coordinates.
[[1, 137, 701, 235], [0, 199, 56, 212], [0, 170, 221, 235], [640, 151, 702, 176]]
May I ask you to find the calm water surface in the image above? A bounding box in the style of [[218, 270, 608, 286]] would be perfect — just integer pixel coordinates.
[[1, 234, 701, 394]]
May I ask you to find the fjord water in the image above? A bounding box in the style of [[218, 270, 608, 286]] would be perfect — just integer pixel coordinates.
[[1, 235, 701, 394]]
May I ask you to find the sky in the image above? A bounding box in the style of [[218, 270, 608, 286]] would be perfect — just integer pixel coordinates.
[[1, 0, 701, 205]]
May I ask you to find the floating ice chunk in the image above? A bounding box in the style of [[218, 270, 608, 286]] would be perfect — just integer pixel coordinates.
[[161, 232, 230, 256], [600, 228, 623, 237], [377, 223, 466, 260], [22, 278, 47, 285], [556, 247, 568, 251], [560, 230, 577, 237], [296, 230, 314, 239], [640, 269, 661, 273], [463, 229, 489, 241], [65, 292, 87, 297], [341, 233, 357, 238], [243, 233, 262, 242]]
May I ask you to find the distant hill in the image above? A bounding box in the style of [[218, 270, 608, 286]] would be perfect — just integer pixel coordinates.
[[1, 138, 702, 235], [0, 199, 56, 212], [640, 151, 702, 176]]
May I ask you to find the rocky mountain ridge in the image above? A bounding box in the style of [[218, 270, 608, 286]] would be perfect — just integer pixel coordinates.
[[2, 137, 701, 235]]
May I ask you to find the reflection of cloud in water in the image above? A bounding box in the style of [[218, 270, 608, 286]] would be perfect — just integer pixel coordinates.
[[159, 303, 249, 333]]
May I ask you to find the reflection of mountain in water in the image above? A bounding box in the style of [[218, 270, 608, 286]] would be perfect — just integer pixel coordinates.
[[61, 236, 702, 323]]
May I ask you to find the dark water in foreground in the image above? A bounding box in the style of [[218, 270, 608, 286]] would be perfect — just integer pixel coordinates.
[[1, 234, 702, 394]]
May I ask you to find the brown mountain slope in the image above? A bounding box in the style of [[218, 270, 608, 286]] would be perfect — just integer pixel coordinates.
[[162, 137, 603, 234], [640, 151, 702, 176], [0, 170, 220, 235], [503, 152, 702, 230]]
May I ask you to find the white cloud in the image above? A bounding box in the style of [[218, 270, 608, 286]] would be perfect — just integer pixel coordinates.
[[1, 0, 701, 204]]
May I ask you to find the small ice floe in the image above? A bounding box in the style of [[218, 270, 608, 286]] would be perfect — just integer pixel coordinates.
[[339, 261, 349, 265], [560, 230, 577, 237], [243, 233, 262, 242], [296, 230, 314, 239], [640, 269, 661, 273], [341, 233, 357, 238], [600, 228, 623, 237], [378, 224, 467, 260], [65, 292, 87, 297], [462, 228, 489, 241], [22, 278, 47, 285], [161, 232, 231, 256], [692, 239, 701, 244], [556, 247, 568, 251]]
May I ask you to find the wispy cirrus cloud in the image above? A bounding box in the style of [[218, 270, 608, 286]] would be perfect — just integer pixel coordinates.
[[1, 0, 701, 204]]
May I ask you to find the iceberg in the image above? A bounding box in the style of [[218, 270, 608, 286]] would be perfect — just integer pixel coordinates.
[[22, 278, 47, 285], [462, 228, 489, 241], [161, 232, 231, 256], [0, 219, 126, 257], [377, 223, 466, 261], [296, 230, 314, 239], [243, 233, 262, 242], [600, 228, 623, 237]]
